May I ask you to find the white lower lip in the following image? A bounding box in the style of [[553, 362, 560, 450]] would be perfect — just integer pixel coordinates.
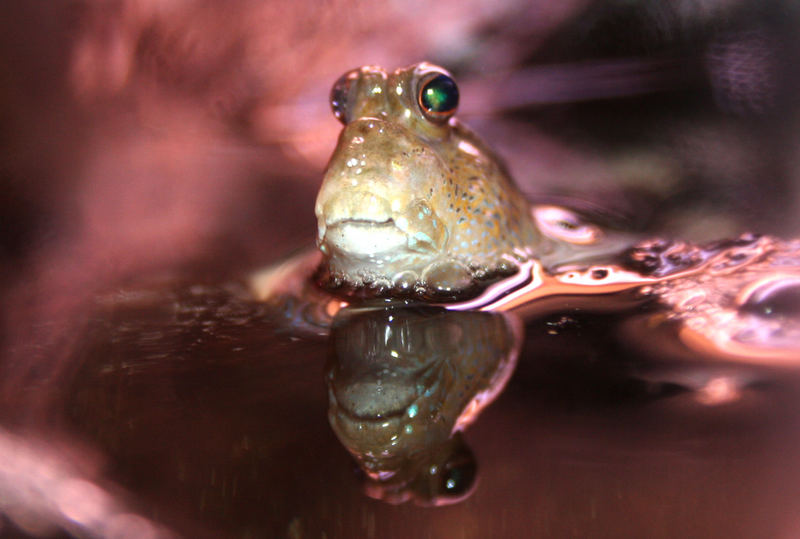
[[325, 221, 408, 257]]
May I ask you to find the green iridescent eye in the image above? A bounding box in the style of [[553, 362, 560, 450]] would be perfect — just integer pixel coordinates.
[[418, 73, 459, 122]]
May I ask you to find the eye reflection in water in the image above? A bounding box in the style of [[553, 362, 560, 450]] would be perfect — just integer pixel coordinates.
[[325, 303, 521, 505], [310, 230, 800, 505]]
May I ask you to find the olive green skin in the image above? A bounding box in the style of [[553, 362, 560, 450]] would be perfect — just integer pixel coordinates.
[[315, 63, 540, 297]]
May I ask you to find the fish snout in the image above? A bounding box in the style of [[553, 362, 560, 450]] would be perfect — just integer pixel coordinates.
[[316, 189, 448, 273], [319, 190, 394, 231]]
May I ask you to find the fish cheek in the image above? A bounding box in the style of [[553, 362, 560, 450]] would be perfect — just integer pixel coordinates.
[[395, 199, 448, 254]]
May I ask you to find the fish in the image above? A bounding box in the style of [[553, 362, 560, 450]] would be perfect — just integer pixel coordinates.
[[315, 63, 542, 299]]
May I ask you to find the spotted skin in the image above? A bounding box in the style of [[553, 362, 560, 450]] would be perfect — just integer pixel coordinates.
[[315, 63, 540, 298], [432, 128, 535, 261]]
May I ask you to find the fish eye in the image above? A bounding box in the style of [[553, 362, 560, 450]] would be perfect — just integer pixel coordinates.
[[330, 69, 359, 124], [417, 72, 459, 123]]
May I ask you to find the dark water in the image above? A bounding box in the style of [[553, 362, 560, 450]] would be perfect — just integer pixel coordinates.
[[5, 273, 790, 538]]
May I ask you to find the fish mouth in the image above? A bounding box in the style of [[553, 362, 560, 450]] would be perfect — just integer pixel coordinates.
[[323, 218, 410, 257], [318, 190, 446, 264]]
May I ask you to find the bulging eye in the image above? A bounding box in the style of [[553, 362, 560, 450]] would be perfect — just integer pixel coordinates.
[[330, 69, 359, 124], [417, 73, 459, 123]]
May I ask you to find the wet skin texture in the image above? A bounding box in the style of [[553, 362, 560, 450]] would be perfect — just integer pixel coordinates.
[[315, 63, 540, 299]]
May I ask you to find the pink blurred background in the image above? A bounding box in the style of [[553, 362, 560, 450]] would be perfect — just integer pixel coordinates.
[[1, 1, 799, 536]]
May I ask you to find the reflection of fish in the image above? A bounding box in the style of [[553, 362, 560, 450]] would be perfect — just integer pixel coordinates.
[[326, 304, 521, 505], [251, 62, 800, 509]]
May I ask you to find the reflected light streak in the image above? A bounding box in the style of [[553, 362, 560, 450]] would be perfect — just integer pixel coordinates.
[[0, 428, 176, 538], [460, 57, 690, 115], [695, 376, 743, 405]]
